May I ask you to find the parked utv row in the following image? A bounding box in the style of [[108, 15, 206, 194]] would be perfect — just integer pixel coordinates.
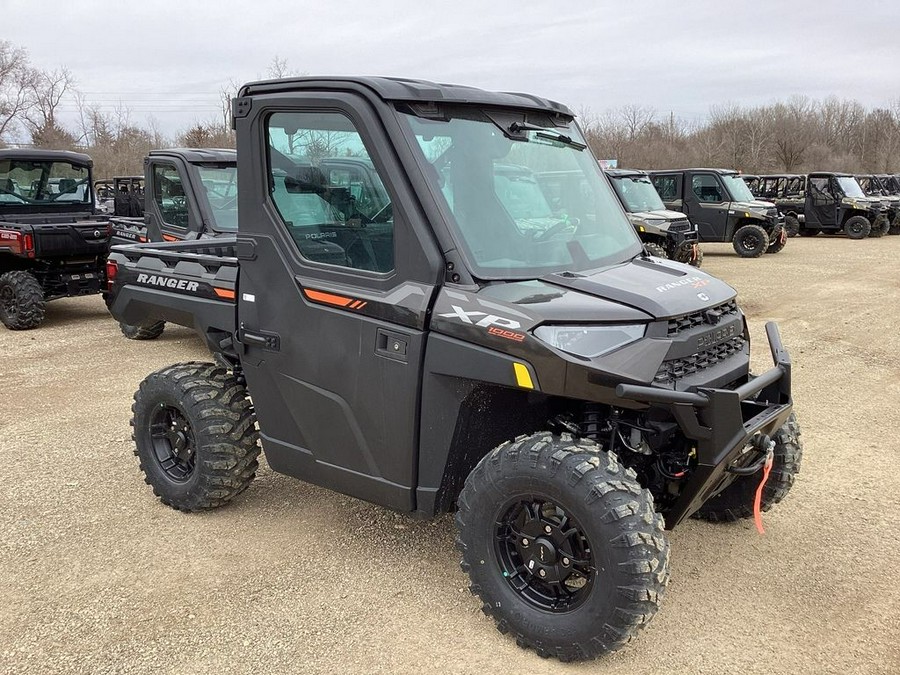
[[744, 171, 899, 238], [100, 76, 804, 663]]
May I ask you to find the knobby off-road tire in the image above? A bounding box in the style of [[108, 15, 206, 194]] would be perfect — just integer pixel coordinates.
[[693, 413, 802, 523], [121, 320, 166, 340], [889, 216, 900, 235], [643, 242, 668, 259], [784, 214, 801, 238], [456, 432, 670, 662], [131, 361, 260, 511], [690, 246, 704, 267], [765, 227, 787, 254], [868, 216, 890, 237], [732, 224, 769, 258], [844, 215, 871, 240], [0, 270, 46, 330]]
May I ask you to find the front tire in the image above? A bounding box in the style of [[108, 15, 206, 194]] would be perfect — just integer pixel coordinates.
[[844, 215, 871, 239], [131, 361, 260, 511], [784, 214, 801, 237], [643, 242, 668, 259], [456, 432, 669, 662], [0, 270, 46, 330], [732, 224, 769, 258], [693, 414, 802, 522], [765, 226, 787, 254], [689, 246, 703, 267], [868, 216, 890, 237], [121, 321, 166, 340]]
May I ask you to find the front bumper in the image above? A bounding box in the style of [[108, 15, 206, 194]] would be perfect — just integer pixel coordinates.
[[616, 321, 793, 528]]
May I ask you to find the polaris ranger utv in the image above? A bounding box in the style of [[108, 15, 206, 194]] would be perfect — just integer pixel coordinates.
[[648, 168, 786, 257], [857, 174, 899, 236], [606, 168, 702, 266], [106, 77, 802, 662], [800, 173, 887, 238], [0, 149, 110, 330], [757, 174, 806, 237]]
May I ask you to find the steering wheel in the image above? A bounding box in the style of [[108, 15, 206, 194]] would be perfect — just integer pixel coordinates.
[[533, 218, 578, 242]]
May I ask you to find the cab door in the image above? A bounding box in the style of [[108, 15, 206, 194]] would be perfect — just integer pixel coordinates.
[[806, 176, 836, 227], [234, 94, 443, 511], [685, 173, 729, 241], [146, 160, 202, 242]]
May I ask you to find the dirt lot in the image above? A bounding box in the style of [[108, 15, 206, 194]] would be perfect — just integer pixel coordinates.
[[1, 237, 899, 674]]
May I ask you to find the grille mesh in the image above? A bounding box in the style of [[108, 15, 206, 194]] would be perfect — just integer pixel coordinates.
[[666, 299, 738, 337], [655, 336, 746, 383]]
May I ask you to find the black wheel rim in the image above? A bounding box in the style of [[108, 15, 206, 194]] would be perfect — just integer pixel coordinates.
[[0, 285, 16, 318], [494, 497, 595, 613], [849, 222, 863, 235], [742, 233, 760, 251], [149, 404, 196, 481]]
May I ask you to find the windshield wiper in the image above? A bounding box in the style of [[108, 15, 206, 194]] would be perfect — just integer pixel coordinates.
[[508, 122, 586, 151]]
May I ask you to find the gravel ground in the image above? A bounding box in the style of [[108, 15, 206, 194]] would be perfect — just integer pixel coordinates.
[[2, 236, 899, 674]]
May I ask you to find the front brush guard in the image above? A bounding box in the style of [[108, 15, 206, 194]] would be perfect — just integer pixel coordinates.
[[616, 322, 793, 528]]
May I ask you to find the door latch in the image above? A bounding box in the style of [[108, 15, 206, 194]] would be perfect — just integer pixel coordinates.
[[375, 328, 408, 362]]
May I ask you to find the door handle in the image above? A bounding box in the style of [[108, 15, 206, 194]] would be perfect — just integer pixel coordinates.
[[239, 327, 281, 352], [375, 328, 408, 363]]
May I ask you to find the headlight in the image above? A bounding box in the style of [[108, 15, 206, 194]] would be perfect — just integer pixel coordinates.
[[644, 218, 666, 227], [533, 324, 645, 358]]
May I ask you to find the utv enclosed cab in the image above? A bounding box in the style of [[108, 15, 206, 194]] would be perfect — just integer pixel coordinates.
[[604, 168, 701, 265], [106, 76, 801, 662], [801, 172, 888, 238], [648, 167, 786, 257]]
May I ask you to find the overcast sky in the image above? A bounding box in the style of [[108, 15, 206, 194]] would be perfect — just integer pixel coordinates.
[[5, 0, 899, 137]]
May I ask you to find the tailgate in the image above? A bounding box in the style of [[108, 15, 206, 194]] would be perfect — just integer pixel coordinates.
[[33, 221, 109, 258]]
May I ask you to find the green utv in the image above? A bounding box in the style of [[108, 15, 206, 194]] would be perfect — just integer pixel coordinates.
[[857, 174, 900, 235], [756, 174, 807, 237], [800, 173, 888, 238], [105, 76, 803, 662], [648, 168, 787, 258], [606, 168, 703, 266]]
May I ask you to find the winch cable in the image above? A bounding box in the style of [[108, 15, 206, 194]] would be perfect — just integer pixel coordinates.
[[753, 442, 775, 534]]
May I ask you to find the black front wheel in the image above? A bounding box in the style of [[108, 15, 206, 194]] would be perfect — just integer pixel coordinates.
[[844, 215, 871, 239], [765, 226, 787, 254], [643, 242, 668, 259], [0, 270, 46, 330], [732, 224, 770, 258], [784, 215, 801, 237], [456, 432, 669, 662]]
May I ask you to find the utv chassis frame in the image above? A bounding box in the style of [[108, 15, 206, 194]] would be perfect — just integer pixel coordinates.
[[114, 76, 795, 529]]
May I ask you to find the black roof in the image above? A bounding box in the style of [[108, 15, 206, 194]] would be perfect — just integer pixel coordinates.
[[646, 168, 739, 175], [760, 173, 804, 179], [604, 168, 647, 178], [0, 148, 92, 166], [808, 171, 854, 178], [238, 76, 573, 117], [150, 148, 236, 164]]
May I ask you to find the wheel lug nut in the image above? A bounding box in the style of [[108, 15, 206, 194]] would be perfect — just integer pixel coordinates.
[[521, 538, 529, 547], [544, 525, 552, 534], [562, 557, 570, 566], [539, 569, 546, 577]]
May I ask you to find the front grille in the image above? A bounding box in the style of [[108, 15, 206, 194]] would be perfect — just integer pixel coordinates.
[[668, 219, 692, 232], [666, 299, 739, 337], [654, 336, 746, 383]]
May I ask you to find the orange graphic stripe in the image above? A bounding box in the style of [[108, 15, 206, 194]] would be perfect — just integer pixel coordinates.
[[161, 233, 180, 242], [303, 288, 354, 307], [213, 287, 236, 300]]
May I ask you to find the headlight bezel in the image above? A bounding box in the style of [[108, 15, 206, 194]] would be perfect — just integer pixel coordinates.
[[532, 323, 646, 359]]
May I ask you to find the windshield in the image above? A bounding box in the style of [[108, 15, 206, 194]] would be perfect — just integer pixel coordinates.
[[197, 164, 238, 231], [721, 174, 757, 202], [0, 159, 91, 206], [399, 109, 640, 278], [834, 176, 866, 199], [609, 174, 666, 213]]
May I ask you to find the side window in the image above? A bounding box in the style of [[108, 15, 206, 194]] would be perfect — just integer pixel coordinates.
[[809, 177, 832, 203], [267, 111, 394, 274], [651, 175, 678, 201], [691, 174, 724, 202], [153, 164, 188, 228]]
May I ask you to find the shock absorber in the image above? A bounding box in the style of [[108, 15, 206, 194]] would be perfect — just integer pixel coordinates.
[[582, 404, 605, 442]]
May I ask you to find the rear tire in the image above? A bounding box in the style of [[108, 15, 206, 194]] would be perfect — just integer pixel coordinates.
[[693, 414, 802, 522], [121, 321, 166, 340], [844, 215, 871, 239], [456, 432, 669, 662], [784, 215, 801, 237], [644, 242, 668, 259], [889, 216, 900, 235], [131, 361, 260, 512], [0, 270, 46, 330], [732, 224, 769, 258]]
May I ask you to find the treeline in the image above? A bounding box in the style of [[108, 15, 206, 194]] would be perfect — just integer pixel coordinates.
[[581, 97, 900, 174], [3, 39, 899, 179]]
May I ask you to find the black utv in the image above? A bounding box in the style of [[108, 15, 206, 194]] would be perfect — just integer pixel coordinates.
[[757, 174, 806, 237], [648, 168, 786, 257], [800, 173, 887, 238], [105, 76, 802, 662], [0, 149, 110, 329], [605, 168, 702, 266]]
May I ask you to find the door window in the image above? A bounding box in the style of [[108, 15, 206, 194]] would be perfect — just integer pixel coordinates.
[[809, 177, 833, 205], [267, 111, 394, 274], [691, 174, 724, 203], [651, 174, 679, 200], [152, 165, 189, 228]]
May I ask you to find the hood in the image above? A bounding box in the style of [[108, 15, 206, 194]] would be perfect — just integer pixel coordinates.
[[541, 257, 735, 320], [630, 209, 689, 222], [731, 200, 775, 211]]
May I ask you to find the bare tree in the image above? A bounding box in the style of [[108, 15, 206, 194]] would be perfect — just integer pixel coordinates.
[[0, 40, 36, 142]]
